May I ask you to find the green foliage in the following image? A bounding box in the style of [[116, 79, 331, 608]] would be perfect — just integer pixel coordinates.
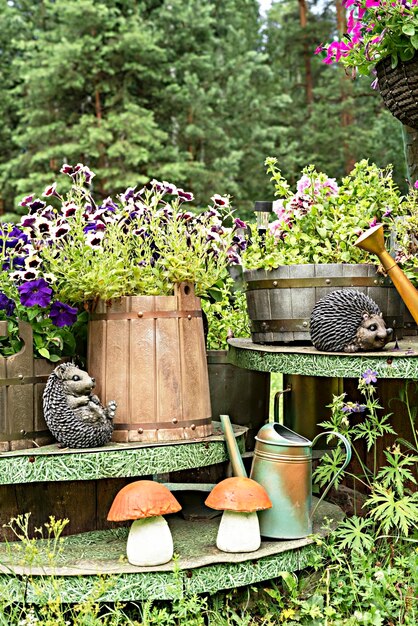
[[243, 159, 404, 270], [201, 278, 250, 350]]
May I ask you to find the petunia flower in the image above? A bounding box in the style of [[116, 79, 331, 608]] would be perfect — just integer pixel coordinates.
[[19, 195, 34, 207], [28, 198, 46, 214], [211, 194, 230, 207], [43, 183, 60, 199], [177, 189, 194, 202], [0, 293, 16, 316], [234, 218, 247, 229], [18, 278, 52, 308], [60, 163, 73, 175], [49, 301, 78, 327]]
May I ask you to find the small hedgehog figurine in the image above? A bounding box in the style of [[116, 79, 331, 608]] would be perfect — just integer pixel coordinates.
[[310, 289, 393, 353], [43, 363, 116, 448]]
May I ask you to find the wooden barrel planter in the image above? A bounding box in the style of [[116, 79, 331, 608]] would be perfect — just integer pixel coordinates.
[[87, 282, 213, 443], [244, 263, 405, 344], [207, 350, 270, 449], [0, 321, 56, 452]]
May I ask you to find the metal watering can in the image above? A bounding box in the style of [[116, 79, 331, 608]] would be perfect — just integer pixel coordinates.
[[220, 415, 351, 540]]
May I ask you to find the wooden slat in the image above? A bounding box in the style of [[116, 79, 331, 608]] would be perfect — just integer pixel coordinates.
[[177, 283, 211, 425], [155, 294, 182, 428], [6, 323, 35, 449]]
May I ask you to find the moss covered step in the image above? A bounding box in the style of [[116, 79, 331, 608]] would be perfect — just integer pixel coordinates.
[[0, 499, 344, 602], [227, 337, 418, 379], [0, 422, 246, 485]]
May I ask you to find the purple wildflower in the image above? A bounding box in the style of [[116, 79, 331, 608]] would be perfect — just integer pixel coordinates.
[[362, 369, 378, 385], [342, 402, 366, 414], [414, 180, 418, 190], [49, 301, 78, 327], [382, 207, 392, 218], [0, 293, 16, 316], [18, 278, 52, 308]]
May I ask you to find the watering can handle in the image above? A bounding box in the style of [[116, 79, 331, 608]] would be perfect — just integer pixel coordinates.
[[310, 431, 352, 520]]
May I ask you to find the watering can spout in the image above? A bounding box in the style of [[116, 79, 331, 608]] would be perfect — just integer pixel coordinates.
[[219, 415, 247, 478], [354, 223, 418, 326]]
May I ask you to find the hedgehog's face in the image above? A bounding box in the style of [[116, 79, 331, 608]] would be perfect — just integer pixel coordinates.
[[55, 364, 96, 396], [356, 313, 393, 351]]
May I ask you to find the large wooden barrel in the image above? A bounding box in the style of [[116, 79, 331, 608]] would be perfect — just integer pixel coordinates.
[[87, 282, 213, 443], [0, 321, 56, 452], [244, 263, 405, 344]]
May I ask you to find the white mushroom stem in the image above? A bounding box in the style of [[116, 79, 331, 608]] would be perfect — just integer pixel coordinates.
[[216, 510, 261, 553], [126, 516, 173, 566]]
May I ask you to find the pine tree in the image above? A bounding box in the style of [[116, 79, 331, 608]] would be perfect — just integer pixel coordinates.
[[5, 0, 172, 202], [148, 0, 292, 210]]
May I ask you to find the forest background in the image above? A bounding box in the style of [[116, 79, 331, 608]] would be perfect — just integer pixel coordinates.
[[0, 0, 407, 221]]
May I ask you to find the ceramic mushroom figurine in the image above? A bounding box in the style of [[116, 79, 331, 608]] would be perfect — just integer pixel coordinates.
[[107, 480, 182, 566], [205, 476, 272, 553]]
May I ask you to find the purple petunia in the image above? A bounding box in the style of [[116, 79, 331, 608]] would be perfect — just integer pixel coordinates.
[[18, 278, 52, 308], [177, 188, 194, 202], [43, 182, 60, 199], [28, 198, 46, 214], [0, 293, 16, 316], [234, 218, 247, 229], [60, 163, 74, 175], [49, 301, 78, 327], [362, 369, 378, 385]]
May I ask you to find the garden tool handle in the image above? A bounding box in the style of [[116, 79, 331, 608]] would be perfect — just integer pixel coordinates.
[[310, 431, 352, 520]]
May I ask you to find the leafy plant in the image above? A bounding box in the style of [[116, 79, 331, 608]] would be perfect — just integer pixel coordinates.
[[242, 158, 404, 270], [201, 278, 250, 350]]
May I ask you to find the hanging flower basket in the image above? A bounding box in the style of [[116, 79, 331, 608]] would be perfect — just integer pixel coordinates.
[[376, 54, 418, 130]]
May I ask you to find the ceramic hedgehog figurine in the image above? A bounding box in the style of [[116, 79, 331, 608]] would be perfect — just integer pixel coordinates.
[[310, 289, 393, 353], [43, 363, 116, 448]]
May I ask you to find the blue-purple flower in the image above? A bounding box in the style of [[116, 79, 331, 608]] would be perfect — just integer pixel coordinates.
[[18, 278, 52, 308], [342, 402, 366, 414], [49, 301, 78, 327], [362, 369, 378, 385], [0, 293, 16, 316]]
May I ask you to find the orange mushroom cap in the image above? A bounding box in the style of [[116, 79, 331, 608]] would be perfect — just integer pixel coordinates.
[[205, 477, 272, 512], [107, 480, 182, 521]]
